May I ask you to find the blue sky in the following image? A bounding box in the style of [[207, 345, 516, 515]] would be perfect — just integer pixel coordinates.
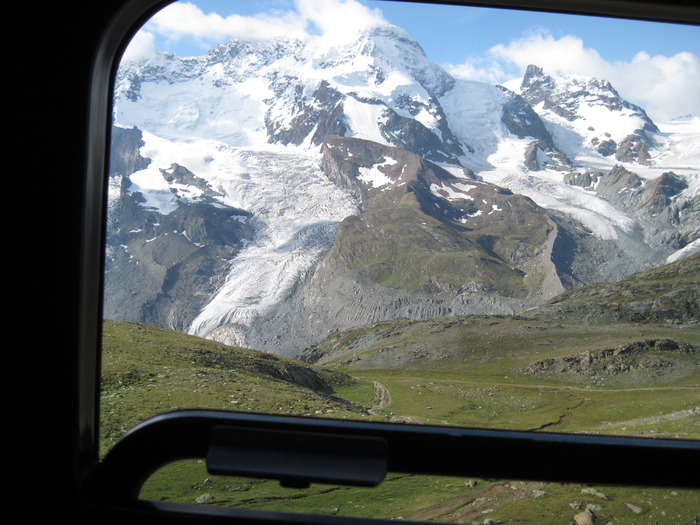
[[125, 0, 700, 121]]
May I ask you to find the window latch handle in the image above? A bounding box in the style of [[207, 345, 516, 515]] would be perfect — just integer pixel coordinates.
[[207, 426, 388, 488]]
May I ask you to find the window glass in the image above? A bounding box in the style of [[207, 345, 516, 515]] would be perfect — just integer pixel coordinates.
[[103, 0, 699, 518]]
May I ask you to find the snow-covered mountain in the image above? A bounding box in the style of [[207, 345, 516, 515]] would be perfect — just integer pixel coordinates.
[[106, 24, 699, 356]]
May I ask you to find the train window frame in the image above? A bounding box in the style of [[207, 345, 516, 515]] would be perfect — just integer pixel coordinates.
[[76, 0, 700, 522]]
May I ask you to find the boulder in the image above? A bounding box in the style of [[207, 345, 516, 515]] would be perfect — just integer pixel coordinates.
[[574, 508, 596, 525]]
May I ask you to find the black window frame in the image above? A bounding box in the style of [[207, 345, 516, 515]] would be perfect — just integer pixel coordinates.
[[53, 0, 700, 522]]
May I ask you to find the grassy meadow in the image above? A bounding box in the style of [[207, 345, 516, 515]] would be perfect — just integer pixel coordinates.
[[101, 316, 699, 523]]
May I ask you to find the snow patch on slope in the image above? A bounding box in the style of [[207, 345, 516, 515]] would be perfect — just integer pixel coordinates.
[[430, 182, 476, 200], [667, 238, 700, 263], [439, 79, 509, 169], [358, 156, 398, 188]]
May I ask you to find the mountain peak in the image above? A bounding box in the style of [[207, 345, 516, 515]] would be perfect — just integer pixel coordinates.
[[360, 24, 425, 54], [522, 64, 546, 83], [343, 25, 455, 98], [517, 64, 658, 136]]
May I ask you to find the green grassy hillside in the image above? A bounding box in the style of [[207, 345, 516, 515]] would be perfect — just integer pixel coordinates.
[[527, 252, 700, 323], [101, 313, 699, 523], [330, 189, 546, 297], [100, 320, 367, 454]]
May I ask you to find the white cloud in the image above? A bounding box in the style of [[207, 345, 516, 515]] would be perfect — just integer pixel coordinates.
[[296, 0, 387, 46], [447, 29, 700, 122], [121, 30, 159, 62], [618, 51, 700, 121], [145, 2, 308, 48], [444, 57, 509, 85], [140, 0, 387, 54], [489, 30, 610, 78]]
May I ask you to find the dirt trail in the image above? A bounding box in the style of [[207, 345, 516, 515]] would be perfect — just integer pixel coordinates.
[[366, 381, 423, 423], [370, 381, 392, 412]]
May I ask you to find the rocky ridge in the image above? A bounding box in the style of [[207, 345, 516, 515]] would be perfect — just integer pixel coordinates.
[[565, 164, 698, 251], [525, 252, 700, 324]]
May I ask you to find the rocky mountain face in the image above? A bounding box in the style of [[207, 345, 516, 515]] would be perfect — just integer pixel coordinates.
[[104, 126, 255, 331], [518, 64, 659, 165], [106, 25, 700, 356], [319, 135, 573, 301], [565, 165, 698, 251]]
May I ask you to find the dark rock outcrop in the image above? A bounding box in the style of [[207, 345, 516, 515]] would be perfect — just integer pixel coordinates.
[[265, 79, 347, 146], [595, 164, 643, 200], [616, 133, 652, 165], [644, 171, 688, 214], [521, 339, 699, 379]]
